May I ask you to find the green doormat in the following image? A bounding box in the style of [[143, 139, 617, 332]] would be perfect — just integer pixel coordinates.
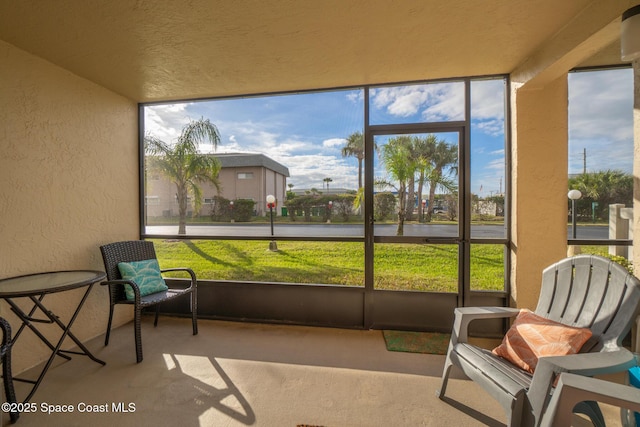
[[382, 330, 451, 355]]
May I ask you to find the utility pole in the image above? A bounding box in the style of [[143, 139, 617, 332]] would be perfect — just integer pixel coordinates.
[[583, 148, 586, 174]]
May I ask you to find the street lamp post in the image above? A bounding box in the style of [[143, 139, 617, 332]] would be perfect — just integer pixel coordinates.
[[568, 189, 582, 256], [327, 201, 333, 223], [266, 194, 277, 251], [229, 200, 234, 223], [422, 199, 426, 222], [568, 189, 582, 239]]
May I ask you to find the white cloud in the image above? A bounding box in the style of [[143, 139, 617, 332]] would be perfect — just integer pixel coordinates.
[[569, 69, 633, 143], [323, 138, 346, 148], [371, 82, 465, 121], [371, 81, 507, 124], [470, 79, 505, 120], [422, 89, 465, 121], [469, 79, 506, 138], [474, 119, 504, 137], [272, 153, 357, 189], [346, 91, 364, 103], [388, 90, 431, 117], [144, 103, 193, 142], [214, 121, 286, 152]]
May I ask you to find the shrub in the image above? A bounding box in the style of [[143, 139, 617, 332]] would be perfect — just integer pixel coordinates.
[[606, 254, 634, 274], [332, 195, 355, 222], [231, 199, 255, 222], [374, 192, 396, 221], [210, 196, 255, 222]]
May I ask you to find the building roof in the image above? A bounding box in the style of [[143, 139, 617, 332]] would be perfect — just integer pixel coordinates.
[[214, 153, 290, 177]]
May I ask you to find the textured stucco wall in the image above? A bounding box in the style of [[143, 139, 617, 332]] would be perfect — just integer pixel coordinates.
[[510, 77, 570, 310], [634, 60, 640, 274], [0, 40, 138, 373]]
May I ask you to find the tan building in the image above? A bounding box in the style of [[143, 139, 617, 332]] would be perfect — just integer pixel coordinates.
[[146, 153, 290, 217]]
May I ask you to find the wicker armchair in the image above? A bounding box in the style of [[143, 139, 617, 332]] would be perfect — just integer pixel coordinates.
[[100, 240, 198, 363], [1, 317, 18, 423]]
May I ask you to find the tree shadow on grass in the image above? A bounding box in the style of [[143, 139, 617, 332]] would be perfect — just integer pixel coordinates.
[[182, 240, 239, 268], [179, 240, 362, 284], [268, 249, 362, 284]]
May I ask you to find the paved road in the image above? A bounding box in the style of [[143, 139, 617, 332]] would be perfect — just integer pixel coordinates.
[[146, 223, 610, 239]]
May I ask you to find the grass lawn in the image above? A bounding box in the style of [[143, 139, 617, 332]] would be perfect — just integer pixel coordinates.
[[153, 239, 506, 292]]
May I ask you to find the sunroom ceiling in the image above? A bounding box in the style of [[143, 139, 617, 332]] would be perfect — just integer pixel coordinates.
[[0, 0, 633, 103]]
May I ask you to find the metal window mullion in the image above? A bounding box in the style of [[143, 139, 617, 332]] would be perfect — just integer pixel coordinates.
[[363, 87, 374, 329], [461, 79, 472, 307]]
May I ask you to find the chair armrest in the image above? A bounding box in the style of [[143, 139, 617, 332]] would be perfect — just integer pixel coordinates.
[[101, 279, 140, 289], [538, 348, 636, 377], [101, 279, 142, 301], [160, 268, 197, 288], [528, 348, 637, 420], [540, 372, 640, 427], [451, 306, 520, 345]]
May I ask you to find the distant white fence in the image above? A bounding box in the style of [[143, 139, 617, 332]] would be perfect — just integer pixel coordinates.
[[609, 203, 633, 260]]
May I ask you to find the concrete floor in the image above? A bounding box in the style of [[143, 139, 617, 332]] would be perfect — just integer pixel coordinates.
[[1, 317, 627, 426]]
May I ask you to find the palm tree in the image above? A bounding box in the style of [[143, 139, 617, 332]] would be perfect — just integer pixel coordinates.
[[286, 183, 295, 200], [341, 131, 364, 189], [412, 135, 437, 222], [404, 138, 418, 222], [378, 136, 415, 235], [425, 140, 458, 222], [323, 177, 333, 191], [145, 118, 222, 234], [404, 135, 438, 221], [568, 170, 633, 221]]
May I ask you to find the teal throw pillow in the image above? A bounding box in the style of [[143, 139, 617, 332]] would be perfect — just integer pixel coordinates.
[[117, 259, 169, 300]]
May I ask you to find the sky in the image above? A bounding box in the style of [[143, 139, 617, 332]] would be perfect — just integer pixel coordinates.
[[568, 68, 634, 175], [144, 69, 633, 197]]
